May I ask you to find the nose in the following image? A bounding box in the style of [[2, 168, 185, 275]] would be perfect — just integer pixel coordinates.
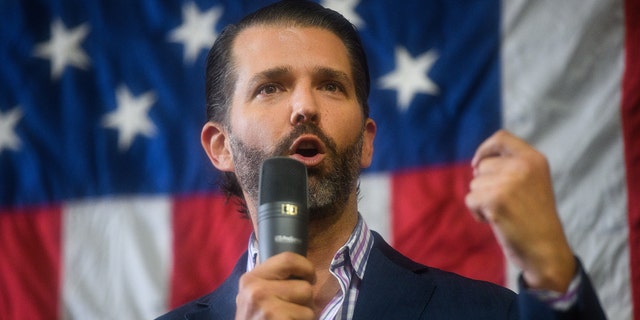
[[290, 87, 319, 125]]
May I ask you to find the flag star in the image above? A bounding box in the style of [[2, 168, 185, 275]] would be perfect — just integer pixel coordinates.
[[379, 47, 440, 112], [33, 19, 91, 80], [322, 0, 365, 28], [168, 2, 222, 64], [102, 86, 157, 152], [0, 106, 23, 154]]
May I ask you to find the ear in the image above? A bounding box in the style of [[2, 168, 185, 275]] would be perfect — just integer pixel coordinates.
[[360, 118, 376, 168], [201, 122, 234, 172]]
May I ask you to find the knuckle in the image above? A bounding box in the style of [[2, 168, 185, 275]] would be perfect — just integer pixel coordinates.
[[238, 273, 252, 289], [482, 188, 508, 215], [238, 275, 266, 302], [495, 129, 508, 138], [298, 281, 313, 297]]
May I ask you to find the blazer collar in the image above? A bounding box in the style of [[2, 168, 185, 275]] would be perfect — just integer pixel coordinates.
[[352, 232, 436, 319]]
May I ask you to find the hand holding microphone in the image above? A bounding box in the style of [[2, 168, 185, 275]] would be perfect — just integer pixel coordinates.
[[235, 157, 314, 319]]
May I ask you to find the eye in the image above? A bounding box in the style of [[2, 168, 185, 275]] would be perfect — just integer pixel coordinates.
[[321, 82, 344, 93], [257, 84, 282, 96]]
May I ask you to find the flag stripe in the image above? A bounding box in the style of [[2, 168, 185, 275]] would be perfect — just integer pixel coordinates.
[[62, 196, 172, 319], [170, 193, 252, 309], [501, 1, 630, 317], [0, 205, 61, 319], [622, 0, 640, 318], [391, 164, 505, 284], [359, 173, 392, 242]]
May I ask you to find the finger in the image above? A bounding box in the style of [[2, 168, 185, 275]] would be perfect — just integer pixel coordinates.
[[236, 274, 315, 317], [237, 276, 313, 304], [472, 156, 507, 177], [274, 278, 314, 306], [468, 174, 502, 192], [256, 301, 315, 320], [236, 284, 315, 320], [272, 303, 315, 320], [464, 192, 487, 222], [465, 187, 500, 223], [466, 174, 511, 223], [255, 252, 316, 283], [471, 130, 510, 168], [471, 130, 527, 168]]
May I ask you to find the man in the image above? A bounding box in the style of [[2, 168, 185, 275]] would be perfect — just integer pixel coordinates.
[[158, 1, 605, 319]]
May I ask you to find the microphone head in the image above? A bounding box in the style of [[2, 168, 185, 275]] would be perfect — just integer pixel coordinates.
[[259, 157, 308, 206]]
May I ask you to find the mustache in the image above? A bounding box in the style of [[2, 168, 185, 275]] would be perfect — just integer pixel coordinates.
[[272, 123, 338, 157]]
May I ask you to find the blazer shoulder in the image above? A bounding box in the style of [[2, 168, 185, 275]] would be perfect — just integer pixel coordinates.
[[374, 231, 515, 296], [360, 232, 517, 319]]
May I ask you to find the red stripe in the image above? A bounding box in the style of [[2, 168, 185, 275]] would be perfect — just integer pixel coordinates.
[[391, 164, 505, 285], [170, 193, 252, 308], [622, 0, 640, 317], [0, 205, 61, 319]]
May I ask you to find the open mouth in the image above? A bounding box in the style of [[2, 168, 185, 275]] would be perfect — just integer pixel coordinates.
[[295, 141, 320, 157], [290, 135, 326, 166]]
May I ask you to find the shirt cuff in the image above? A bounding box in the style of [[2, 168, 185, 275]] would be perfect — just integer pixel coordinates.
[[519, 265, 582, 311]]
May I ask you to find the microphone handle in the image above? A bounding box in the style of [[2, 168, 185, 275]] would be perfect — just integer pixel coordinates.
[[258, 201, 308, 263]]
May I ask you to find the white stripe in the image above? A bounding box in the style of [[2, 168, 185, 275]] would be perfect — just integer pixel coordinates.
[[62, 196, 172, 319], [359, 173, 391, 242], [501, 0, 630, 318]]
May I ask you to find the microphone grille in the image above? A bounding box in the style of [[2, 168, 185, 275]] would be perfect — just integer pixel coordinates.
[[258, 157, 308, 205]]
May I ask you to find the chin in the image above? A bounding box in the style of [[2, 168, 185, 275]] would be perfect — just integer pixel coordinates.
[[308, 204, 340, 222]]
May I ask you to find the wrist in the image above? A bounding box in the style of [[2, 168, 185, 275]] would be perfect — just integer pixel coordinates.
[[522, 252, 577, 293]]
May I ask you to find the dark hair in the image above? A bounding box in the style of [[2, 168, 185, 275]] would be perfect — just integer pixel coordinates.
[[204, 0, 371, 208]]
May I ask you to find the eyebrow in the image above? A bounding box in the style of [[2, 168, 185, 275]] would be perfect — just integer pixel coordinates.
[[314, 67, 353, 88], [247, 66, 292, 90], [245, 65, 353, 99]]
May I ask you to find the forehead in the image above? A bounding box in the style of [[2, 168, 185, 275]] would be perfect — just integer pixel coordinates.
[[231, 25, 353, 80]]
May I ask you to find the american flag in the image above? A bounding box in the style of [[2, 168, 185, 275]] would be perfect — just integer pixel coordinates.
[[1, 0, 638, 319]]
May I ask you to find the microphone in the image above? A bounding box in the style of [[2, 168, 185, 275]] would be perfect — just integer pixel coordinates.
[[258, 157, 309, 263]]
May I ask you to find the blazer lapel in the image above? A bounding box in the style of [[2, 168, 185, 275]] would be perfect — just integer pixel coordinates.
[[353, 233, 436, 319]]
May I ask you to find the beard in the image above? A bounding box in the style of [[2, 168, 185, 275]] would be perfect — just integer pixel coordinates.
[[228, 123, 364, 221]]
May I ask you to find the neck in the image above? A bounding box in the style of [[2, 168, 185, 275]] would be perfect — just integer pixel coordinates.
[[306, 192, 360, 314], [306, 193, 359, 267]]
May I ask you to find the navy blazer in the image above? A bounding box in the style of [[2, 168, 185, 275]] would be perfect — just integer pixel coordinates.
[[157, 232, 605, 319]]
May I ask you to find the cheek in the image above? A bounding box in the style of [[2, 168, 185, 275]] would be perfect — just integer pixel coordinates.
[[231, 120, 263, 148], [327, 109, 365, 145], [230, 110, 285, 149]]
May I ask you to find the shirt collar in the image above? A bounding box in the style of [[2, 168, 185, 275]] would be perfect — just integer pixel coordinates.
[[246, 214, 373, 279], [331, 215, 372, 280]]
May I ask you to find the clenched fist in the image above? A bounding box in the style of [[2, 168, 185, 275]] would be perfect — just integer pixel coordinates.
[[465, 130, 576, 292]]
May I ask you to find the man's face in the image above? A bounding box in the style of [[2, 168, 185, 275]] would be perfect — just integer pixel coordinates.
[[224, 25, 376, 219]]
